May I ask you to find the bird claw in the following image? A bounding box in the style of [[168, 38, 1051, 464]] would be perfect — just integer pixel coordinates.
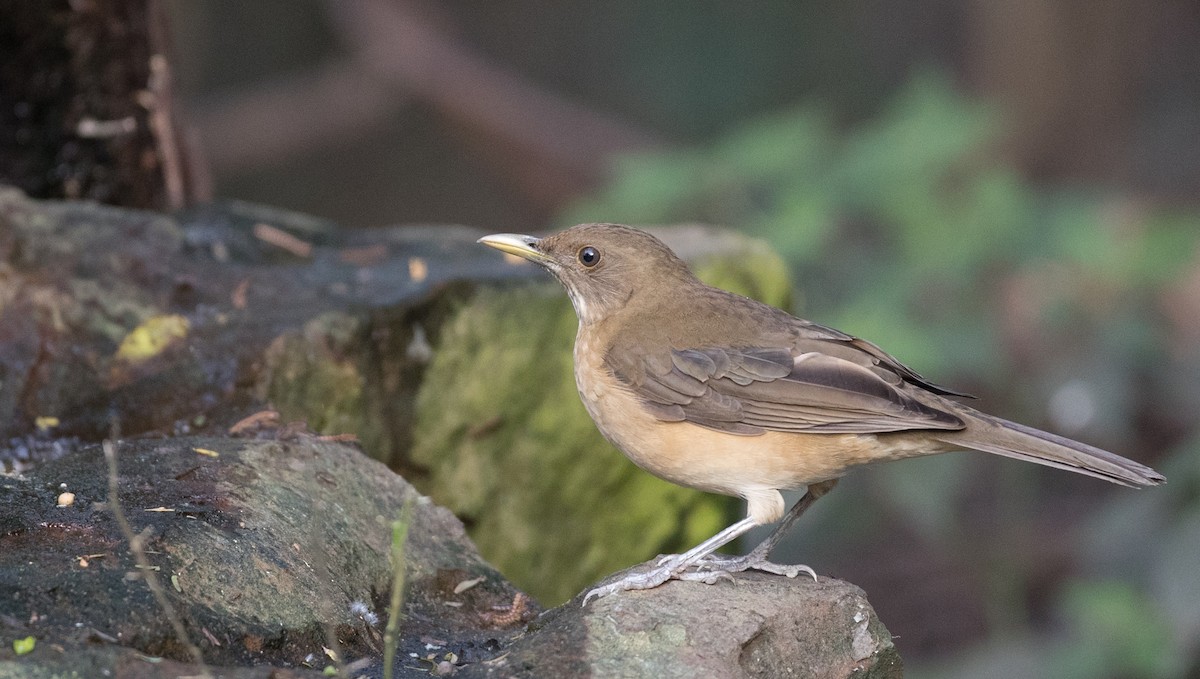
[[582, 554, 817, 606], [688, 554, 820, 582], [759, 562, 818, 582], [582, 555, 740, 606], [676, 568, 735, 585], [582, 565, 674, 606]]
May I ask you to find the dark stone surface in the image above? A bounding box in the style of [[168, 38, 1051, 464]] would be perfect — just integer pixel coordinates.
[[0, 186, 502, 456], [0, 435, 532, 677], [0, 434, 898, 678]]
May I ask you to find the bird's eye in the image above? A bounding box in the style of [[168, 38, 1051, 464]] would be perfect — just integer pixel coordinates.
[[578, 246, 600, 268]]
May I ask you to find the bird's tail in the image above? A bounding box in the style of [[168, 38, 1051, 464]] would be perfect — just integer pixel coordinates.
[[934, 408, 1164, 488]]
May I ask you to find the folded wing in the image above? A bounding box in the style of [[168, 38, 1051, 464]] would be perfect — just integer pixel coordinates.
[[606, 343, 966, 436]]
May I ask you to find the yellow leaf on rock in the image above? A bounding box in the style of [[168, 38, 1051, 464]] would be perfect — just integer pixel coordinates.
[[115, 315, 190, 363], [34, 416, 59, 431]]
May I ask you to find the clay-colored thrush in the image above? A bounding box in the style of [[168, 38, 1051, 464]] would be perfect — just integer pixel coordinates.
[[479, 223, 1164, 605]]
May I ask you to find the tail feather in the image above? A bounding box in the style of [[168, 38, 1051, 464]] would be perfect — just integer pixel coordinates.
[[936, 410, 1164, 488]]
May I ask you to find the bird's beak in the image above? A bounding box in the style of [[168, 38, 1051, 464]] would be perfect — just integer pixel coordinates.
[[477, 233, 550, 264]]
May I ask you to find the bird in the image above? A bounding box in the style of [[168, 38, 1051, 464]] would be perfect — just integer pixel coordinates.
[[478, 223, 1165, 605]]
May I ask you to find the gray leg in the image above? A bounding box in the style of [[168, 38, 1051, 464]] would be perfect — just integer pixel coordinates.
[[582, 517, 758, 606], [582, 480, 838, 606], [669, 479, 839, 578]]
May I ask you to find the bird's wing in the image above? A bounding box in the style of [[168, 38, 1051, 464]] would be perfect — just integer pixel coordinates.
[[605, 343, 966, 436], [791, 317, 975, 398]]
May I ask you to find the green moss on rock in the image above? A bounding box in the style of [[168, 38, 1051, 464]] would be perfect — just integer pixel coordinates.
[[256, 311, 388, 458]]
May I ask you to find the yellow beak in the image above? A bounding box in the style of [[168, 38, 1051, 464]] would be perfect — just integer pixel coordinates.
[[477, 233, 550, 264]]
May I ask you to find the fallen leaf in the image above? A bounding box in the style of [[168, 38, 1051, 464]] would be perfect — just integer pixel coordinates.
[[229, 410, 280, 435], [231, 278, 250, 310], [453, 577, 484, 594], [339, 244, 388, 266], [408, 256, 429, 282], [13, 636, 35, 655], [253, 222, 312, 258], [34, 416, 59, 432], [115, 315, 190, 364]]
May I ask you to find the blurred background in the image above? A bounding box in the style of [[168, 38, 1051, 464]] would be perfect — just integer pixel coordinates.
[[8, 0, 1200, 676]]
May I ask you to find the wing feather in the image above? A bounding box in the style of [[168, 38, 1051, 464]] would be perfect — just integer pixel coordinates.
[[606, 342, 965, 435]]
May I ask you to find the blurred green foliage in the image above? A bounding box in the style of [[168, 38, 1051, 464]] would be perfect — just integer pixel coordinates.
[[1055, 579, 1176, 678], [565, 70, 1196, 382], [562, 71, 1200, 676]]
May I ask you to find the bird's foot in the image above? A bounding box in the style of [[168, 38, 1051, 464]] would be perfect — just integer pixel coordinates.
[[581, 560, 735, 607], [661, 552, 819, 581]]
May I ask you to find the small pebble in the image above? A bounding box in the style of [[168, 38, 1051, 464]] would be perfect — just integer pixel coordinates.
[[57, 492, 75, 507]]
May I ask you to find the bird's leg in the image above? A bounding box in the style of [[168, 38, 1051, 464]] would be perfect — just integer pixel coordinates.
[[582, 480, 839, 606], [679, 479, 839, 578], [582, 517, 758, 606]]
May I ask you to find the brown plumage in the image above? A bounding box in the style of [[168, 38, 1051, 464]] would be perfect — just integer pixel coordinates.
[[479, 223, 1164, 604]]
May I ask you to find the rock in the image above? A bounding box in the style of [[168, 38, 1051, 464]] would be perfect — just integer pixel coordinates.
[[469, 573, 901, 679], [0, 187, 496, 457], [0, 435, 532, 678], [0, 434, 898, 678]]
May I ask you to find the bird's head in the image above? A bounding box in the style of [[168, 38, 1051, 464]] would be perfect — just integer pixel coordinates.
[[479, 223, 697, 325]]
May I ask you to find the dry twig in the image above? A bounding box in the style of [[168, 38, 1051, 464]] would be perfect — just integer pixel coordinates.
[[103, 438, 211, 677]]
